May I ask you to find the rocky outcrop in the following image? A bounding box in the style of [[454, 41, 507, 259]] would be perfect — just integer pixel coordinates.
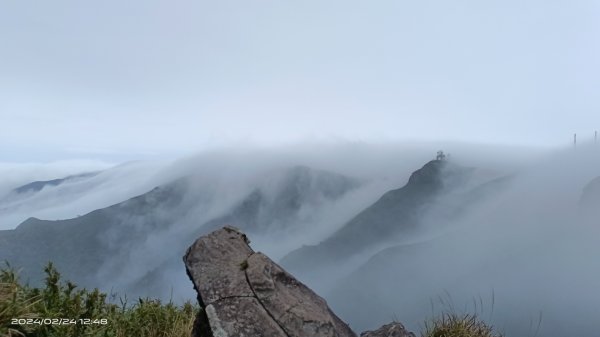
[[185, 226, 413, 337], [184, 226, 357, 337], [360, 322, 416, 337]]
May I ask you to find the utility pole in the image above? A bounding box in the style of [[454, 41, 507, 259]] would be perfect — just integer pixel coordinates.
[[574, 133, 577, 147]]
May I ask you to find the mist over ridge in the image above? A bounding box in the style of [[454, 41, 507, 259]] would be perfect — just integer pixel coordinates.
[[313, 143, 600, 336], [3, 1, 600, 335], [1, 141, 599, 337]]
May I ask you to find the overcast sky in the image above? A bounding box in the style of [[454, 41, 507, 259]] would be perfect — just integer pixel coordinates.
[[1, 0, 599, 162]]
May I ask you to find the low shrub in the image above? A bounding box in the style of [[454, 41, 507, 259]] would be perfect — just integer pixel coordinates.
[[422, 312, 503, 337], [0, 262, 198, 337]]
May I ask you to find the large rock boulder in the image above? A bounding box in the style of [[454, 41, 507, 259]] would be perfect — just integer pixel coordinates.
[[360, 322, 416, 337], [183, 226, 359, 337]]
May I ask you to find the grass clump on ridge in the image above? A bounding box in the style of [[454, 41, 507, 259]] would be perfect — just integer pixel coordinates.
[[422, 312, 503, 337], [0, 262, 199, 337]]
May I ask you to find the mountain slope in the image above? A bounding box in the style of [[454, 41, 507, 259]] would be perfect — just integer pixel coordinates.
[[201, 165, 360, 234], [11, 172, 100, 195], [281, 160, 475, 272], [0, 178, 189, 286], [580, 176, 600, 207], [0, 165, 359, 295]]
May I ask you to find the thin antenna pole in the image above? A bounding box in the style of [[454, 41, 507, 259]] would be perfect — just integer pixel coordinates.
[[574, 133, 577, 147]]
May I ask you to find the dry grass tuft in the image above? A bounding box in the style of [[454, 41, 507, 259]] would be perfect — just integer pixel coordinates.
[[422, 312, 503, 337]]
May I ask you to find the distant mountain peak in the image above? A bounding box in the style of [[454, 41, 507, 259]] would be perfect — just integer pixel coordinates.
[[281, 159, 474, 272], [12, 172, 99, 195], [201, 165, 361, 234], [406, 160, 446, 185]]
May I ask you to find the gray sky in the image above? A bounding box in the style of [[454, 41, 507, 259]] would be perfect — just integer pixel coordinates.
[[1, 0, 599, 162]]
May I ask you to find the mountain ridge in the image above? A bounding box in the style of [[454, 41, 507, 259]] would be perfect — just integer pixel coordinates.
[[0, 165, 360, 296], [281, 159, 474, 272]]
